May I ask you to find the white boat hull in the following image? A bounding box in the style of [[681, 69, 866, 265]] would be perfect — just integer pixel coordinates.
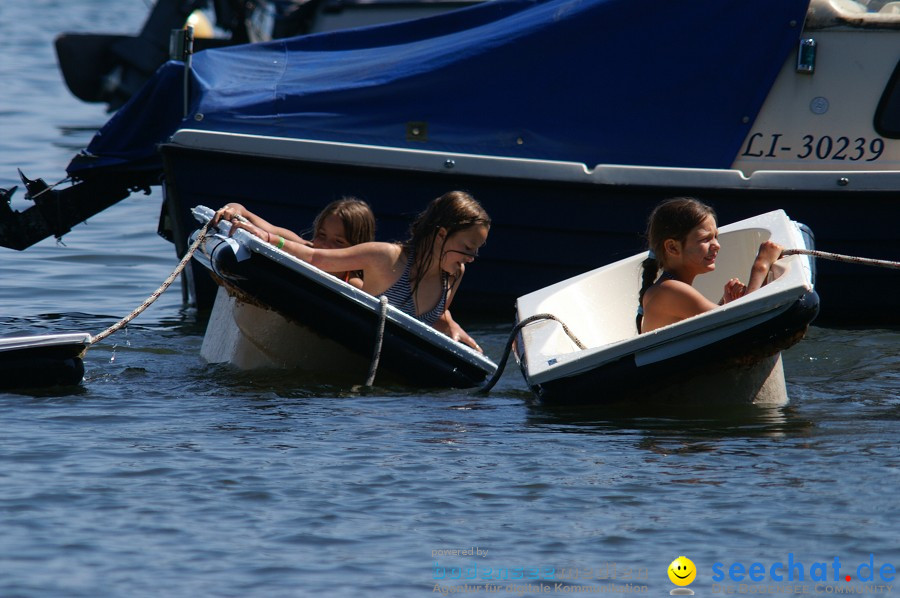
[[201, 286, 372, 380], [514, 210, 818, 404]]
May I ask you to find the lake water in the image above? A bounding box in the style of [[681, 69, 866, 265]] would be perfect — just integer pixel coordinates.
[[1, 2, 899, 597]]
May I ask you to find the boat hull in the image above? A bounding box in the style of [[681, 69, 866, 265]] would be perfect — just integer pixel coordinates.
[[190, 210, 497, 388], [160, 141, 893, 324], [0, 334, 90, 390], [520, 292, 819, 405], [512, 209, 819, 405], [201, 286, 376, 381]]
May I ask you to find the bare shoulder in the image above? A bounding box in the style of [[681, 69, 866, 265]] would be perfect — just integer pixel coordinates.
[[368, 241, 405, 268], [644, 279, 717, 320], [643, 279, 691, 302], [355, 242, 407, 294], [342, 241, 401, 261]]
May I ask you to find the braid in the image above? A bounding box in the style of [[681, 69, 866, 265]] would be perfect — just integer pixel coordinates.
[[636, 255, 660, 332], [636, 196, 715, 333]]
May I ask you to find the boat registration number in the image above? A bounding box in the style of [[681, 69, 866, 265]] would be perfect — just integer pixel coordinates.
[[741, 133, 885, 162]]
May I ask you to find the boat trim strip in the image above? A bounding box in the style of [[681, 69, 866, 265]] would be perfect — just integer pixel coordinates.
[[168, 129, 900, 191]]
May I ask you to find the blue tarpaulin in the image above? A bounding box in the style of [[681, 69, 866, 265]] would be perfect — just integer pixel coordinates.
[[69, 0, 810, 176]]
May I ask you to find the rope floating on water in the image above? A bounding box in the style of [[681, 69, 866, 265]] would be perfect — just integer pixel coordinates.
[[782, 248, 900, 270], [477, 313, 585, 395], [90, 221, 211, 345]]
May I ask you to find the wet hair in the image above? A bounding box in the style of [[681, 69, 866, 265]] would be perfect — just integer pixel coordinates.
[[636, 197, 716, 332], [404, 190, 491, 294], [312, 197, 376, 246]]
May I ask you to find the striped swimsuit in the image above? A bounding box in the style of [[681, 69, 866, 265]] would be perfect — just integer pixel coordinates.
[[381, 249, 449, 325]]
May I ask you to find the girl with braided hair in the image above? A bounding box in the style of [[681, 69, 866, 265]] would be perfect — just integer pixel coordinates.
[[637, 197, 783, 333]]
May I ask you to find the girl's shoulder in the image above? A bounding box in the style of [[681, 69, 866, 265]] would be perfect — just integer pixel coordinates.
[[348, 240, 402, 257], [644, 277, 717, 320], [379, 241, 407, 263], [351, 241, 407, 273], [644, 278, 701, 310], [644, 277, 688, 298]]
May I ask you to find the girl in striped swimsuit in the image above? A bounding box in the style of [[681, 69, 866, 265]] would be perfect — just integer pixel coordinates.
[[225, 190, 490, 353]]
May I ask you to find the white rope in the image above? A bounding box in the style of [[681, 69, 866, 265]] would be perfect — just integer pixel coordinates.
[[477, 313, 586, 395], [90, 221, 211, 345], [364, 295, 390, 387], [782, 248, 900, 270]]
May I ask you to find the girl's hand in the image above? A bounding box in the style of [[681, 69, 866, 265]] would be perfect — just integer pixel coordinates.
[[228, 219, 267, 241], [212, 203, 246, 226], [434, 310, 482, 353], [757, 240, 784, 266], [454, 329, 482, 353], [746, 241, 785, 293], [721, 278, 746, 304]]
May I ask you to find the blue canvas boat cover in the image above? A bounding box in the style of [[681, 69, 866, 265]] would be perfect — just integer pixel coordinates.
[[69, 0, 810, 176]]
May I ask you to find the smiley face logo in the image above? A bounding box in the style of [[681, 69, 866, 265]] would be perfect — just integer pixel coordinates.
[[668, 556, 696, 586]]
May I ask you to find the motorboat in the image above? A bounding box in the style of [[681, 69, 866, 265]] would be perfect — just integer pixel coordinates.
[[189, 206, 498, 388], [0, 333, 91, 390], [3, 0, 898, 325], [54, 0, 481, 111], [514, 210, 819, 405]]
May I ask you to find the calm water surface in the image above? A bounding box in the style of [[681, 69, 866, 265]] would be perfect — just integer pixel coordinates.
[[1, 2, 899, 596]]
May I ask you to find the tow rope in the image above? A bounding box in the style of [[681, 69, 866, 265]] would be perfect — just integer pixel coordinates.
[[89, 221, 210, 345], [477, 313, 585, 395], [88, 219, 393, 388], [781, 248, 900, 270]]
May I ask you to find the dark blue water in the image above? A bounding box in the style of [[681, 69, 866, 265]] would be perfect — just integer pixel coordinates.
[[1, 2, 899, 596]]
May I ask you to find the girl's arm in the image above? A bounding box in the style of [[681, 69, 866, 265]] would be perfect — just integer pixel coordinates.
[[213, 203, 307, 243], [434, 310, 481, 353], [745, 241, 784, 294], [717, 241, 784, 305], [432, 265, 481, 352], [228, 218, 400, 282]]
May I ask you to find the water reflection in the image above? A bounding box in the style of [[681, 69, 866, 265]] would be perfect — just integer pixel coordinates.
[[526, 399, 813, 443]]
